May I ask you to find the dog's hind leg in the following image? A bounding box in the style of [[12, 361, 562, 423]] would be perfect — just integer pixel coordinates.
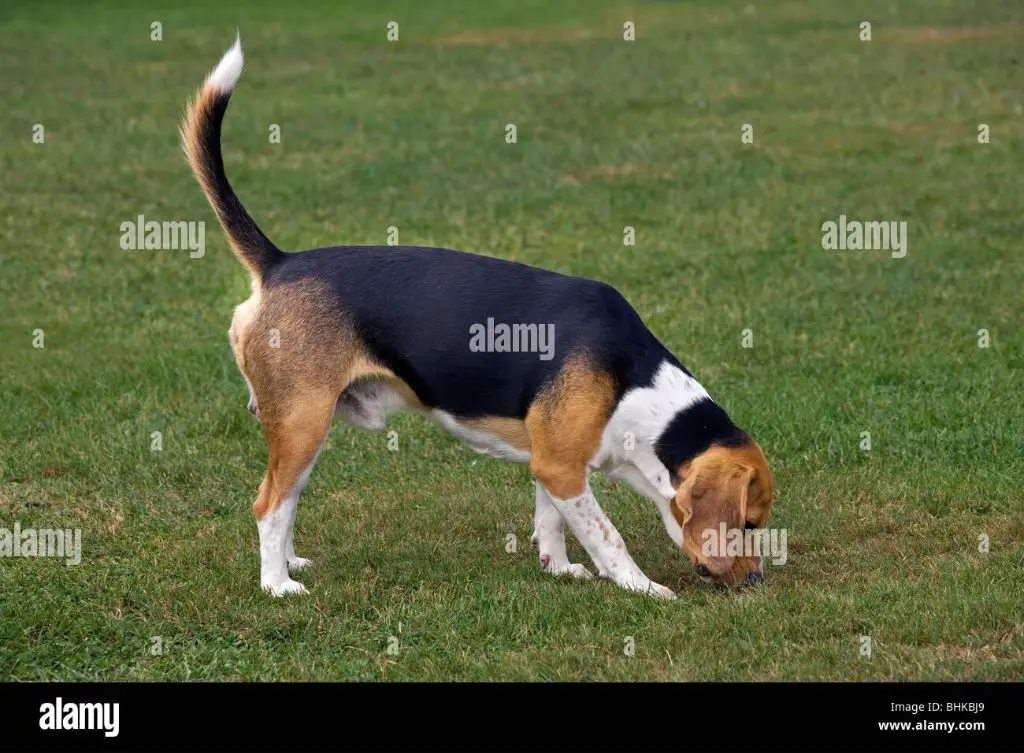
[[240, 279, 393, 596], [252, 389, 335, 596]]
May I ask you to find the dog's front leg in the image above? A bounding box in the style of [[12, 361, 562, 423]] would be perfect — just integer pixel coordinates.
[[531, 482, 593, 580], [539, 480, 675, 599], [527, 378, 675, 599]]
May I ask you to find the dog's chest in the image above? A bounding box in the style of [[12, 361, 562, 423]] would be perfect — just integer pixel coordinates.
[[587, 361, 712, 511], [590, 420, 677, 502]]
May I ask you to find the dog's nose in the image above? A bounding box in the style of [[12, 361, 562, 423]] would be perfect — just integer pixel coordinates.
[[746, 570, 763, 585], [696, 564, 711, 578]]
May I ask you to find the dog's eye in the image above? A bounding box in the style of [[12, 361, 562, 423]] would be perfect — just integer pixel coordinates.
[[744, 521, 757, 531]]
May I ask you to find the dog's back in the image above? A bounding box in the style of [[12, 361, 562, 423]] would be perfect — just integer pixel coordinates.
[[262, 244, 672, 417]]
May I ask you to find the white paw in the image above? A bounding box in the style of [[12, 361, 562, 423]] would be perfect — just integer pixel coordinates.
[[646, 581, 677, 599], [617, 576, 676, 599], [287, 557, 313, 572], [540, 555, 594, 580], [262, 578, 308, 597], [564, 563, 595, 580]]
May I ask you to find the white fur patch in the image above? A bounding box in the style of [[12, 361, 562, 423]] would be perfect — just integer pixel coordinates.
[[336, 381, 412, 430], [258, 445, 322, 596], [539, 481, 674, 599], [589, 360, 712, 546], [206, 34, 243, 94], [532, 482, 592, 578]]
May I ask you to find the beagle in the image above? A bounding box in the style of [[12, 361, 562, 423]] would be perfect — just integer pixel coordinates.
[[181, 38, 774, 598]]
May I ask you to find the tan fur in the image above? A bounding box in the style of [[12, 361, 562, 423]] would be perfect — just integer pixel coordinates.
[[251, 390, 336, 520], [181, 82, 276, 282], [525, 359, 615, 499], [180, 86, 217, 197], [231, 277, 409, 520], [181, 86, 254, 279], [228, 281, 262, 372], [670, 441, 774, 586], [461, 416, 531, 450]]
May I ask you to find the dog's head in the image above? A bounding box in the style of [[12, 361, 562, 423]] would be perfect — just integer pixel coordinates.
[[670, 440, 774, 587]]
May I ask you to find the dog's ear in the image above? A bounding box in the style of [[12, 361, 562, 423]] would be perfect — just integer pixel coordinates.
[[738, 465, 755, 524], [696, 462, 751, 529], [671, 446, 763, 552], [669, 472, 697, 527], [669, 461, 730, 537], [669, 455, 719, 522], [672, 442, 773, 585], [741, 446, 773, 526]]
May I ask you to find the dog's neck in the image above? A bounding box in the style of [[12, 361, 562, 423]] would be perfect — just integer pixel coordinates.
[[599, 360, 746, 493], [623, 360, 745, 462], [594, 360, 745, 550], [653, 390, 749, 487]]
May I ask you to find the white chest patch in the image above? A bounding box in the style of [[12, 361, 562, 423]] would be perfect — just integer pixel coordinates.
[[588, 361, 711, 546]]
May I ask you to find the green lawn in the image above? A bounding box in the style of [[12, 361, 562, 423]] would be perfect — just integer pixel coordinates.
[[0, 0, 1021, 681]]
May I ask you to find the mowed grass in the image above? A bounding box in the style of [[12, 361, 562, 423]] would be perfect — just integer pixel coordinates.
[[1, 0, 1022, 681]]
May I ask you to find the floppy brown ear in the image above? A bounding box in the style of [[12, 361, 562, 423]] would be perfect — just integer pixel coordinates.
[[684, 461, 755, 531], [670, 472, 702, 527], [738, 466, 755, 525], [743, 449, 774, 524], [699, 463, 753, 524], [687, 469, 709, 501], [670, 461, 721, 530]]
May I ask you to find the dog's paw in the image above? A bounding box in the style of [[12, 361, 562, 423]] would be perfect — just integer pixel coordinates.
[[645, 581, 677, 600], [564, 563, 595, 580], [540, 555, 594, 580], [262, 579, 308, 597], [287, 557, 313, 572], [615, 575, 676, 599]]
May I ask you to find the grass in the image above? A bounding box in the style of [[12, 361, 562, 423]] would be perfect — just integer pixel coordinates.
[[0, 0, 1022, 681]]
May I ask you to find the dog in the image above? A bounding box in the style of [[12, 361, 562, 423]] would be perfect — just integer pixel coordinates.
[[181, 37, 774, 598]]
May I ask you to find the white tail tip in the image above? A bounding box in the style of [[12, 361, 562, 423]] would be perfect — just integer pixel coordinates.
[[206, 33, 243, 93]]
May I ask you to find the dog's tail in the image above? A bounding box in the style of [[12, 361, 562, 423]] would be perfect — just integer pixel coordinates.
[[180, 35, 282, 280]]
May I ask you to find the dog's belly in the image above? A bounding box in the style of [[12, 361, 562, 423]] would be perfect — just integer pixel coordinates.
[[336, 382, 532, 463], [430, 411, 532, 464], [336, 381, 413, 430]]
